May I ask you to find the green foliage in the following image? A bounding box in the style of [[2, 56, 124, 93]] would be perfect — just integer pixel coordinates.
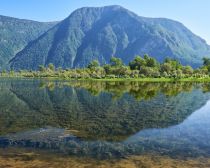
[[129, 56, 146, 70], [203, 57, 210, 66], [161, 63, 173, 74], [110, 57, 123, 67], [164, 58, 182, 70], [144, 54, 159, 68], [48, 63, 55, 71], [140, 66, 160, 77], [182, 66, 193, 75], [39, 65, 46, 72], [87, 60, 100, 69], [202, 57, 210, 73], [3, 54, 210, 79]]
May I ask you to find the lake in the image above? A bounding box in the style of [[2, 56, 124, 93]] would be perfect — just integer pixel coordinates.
[[1, 78, 210, 167]]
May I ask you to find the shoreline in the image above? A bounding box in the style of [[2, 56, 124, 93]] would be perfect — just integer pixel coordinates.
[[1, 76, 210, 82], [1, 147, 210, 168]]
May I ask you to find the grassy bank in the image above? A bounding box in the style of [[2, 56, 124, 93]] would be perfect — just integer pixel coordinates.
[[76, 77, 210, 82], [2, 76, 210, 83]]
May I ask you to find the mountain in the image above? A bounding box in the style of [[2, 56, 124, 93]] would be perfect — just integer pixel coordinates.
[[10, 5, 210, 70], [0, 15, 57, 69]]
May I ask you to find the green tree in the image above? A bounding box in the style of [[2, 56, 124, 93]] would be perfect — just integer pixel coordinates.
[[39, 65, 46, 72], [48, 63, 55, 71], [129, 56, 146, 70], [103, 64, 112, 74], [140, 66, 160, 77], [161, 63, 173, 74], [9, 70, 15, 76], [1, 69, 7, 74], [87, 60, 99, 69], [165, 59, 182, 70], [114, 66, 131, 77], [182, 66, 193, 75], [110, 57, 123, 67], [143, 54, 158, 68], [203, 57, 210, 66]]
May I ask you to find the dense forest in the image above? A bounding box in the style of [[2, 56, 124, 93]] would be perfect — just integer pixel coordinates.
[[2, 54, 210, 80], [0, 15, 56, 69]]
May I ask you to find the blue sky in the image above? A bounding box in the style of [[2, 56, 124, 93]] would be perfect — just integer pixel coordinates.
[[0, 0, 210, 44]]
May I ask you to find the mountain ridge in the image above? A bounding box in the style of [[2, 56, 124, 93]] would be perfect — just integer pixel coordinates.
[[0, 15, 58, 69], [0, 14, 59, 24], [6, 5, 210, 70]]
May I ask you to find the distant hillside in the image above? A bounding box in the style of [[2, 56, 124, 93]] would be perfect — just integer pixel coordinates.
[[9, 6, 210, 70], [0, 15, 57, 69]]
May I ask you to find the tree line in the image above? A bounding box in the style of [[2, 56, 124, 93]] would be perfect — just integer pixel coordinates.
[[2, 54, 210, 79]]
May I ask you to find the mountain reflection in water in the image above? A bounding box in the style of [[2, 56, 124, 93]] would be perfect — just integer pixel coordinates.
[[0, 79, 210, 160]]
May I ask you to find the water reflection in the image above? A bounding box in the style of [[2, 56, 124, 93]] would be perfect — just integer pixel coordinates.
[[0, 79, 210, 159], [126, 100, 210, 158]]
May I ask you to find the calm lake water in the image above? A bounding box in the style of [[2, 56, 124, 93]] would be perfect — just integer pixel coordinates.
[[1, 78, 210, 167]]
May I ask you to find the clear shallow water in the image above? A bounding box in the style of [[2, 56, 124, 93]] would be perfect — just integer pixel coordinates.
[[1, 79, 210, 165]]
